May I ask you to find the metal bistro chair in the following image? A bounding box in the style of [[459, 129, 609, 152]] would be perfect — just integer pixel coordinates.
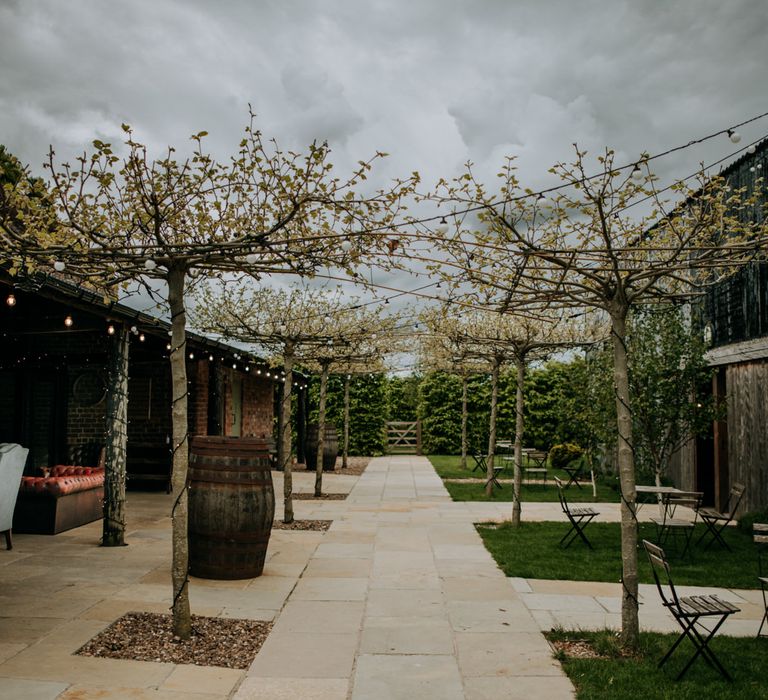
[[755, 523, 768, 638], [643, 540, 740, 681], [554, 476, 599, 549], [561, 456, 587, 489], [650, 490, 703, 558], [695, 483, 745, 551], [471, 452, 487, 474]]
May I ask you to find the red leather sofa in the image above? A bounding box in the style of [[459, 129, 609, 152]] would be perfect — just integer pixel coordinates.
[[13, 465, 105, 535]]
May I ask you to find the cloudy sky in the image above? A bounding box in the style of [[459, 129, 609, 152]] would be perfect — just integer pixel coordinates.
[[2, 0, 767, 346]]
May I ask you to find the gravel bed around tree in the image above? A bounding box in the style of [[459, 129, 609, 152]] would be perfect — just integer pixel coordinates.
[[272, 519, 333, 531], [292, 492, 347, 500], [294, 456, 371, 476], [76, 612, 272, 669]]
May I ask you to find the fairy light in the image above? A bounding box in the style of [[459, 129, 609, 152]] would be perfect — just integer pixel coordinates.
[[6, 294, 16, 307], [630, 164, 644, 182], [727, 129, 741, 144], [53, 261, 66, 272], [107, 323, 116, 335], [64, 315, 73, 328], [144, 259, 157, 271], [139, 333, 145, 342]]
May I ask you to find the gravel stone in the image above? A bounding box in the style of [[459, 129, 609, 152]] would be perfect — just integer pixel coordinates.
[[272, 519, 333, 531], [76, 612, 272, 669]]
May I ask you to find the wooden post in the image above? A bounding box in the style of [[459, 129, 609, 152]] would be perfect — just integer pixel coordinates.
[[102, 325, 129, 547], [281, 343, 294, 523]]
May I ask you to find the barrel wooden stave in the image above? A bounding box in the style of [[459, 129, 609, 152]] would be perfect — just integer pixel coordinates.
[[188, 436, 275, 580], [305, 424, 339, 471]]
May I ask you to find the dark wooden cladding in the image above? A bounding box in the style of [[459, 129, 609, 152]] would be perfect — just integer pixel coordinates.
[[188, 436, 275, 580], [724, 361, 768, 515]]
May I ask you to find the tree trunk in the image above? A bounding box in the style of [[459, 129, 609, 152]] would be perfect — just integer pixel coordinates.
[[314, 361, 330, 497], [343, 374, 350, 468], [460, 372, 468, 470], [296, 385, 306, 464], [611, 309, 640, 649], [485, 358, 500, 497], [167, 266, 192, 640], [102, 325, 129, 547], [275, 381, 284, 471], [512, 356, 525, 526], [282, 343, 295, 523]]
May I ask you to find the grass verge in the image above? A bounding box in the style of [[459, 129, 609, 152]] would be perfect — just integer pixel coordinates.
[[549, 629, 768, 700], [476, 521, 759, 589], [428, 454, 619, 503]]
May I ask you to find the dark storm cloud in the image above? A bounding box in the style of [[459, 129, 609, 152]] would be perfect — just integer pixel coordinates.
[[3, 0, 767, 189]]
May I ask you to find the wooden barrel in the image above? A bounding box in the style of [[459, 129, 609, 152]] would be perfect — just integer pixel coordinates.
[[305, 424, 339, 471], [188, 436, 275, 580]]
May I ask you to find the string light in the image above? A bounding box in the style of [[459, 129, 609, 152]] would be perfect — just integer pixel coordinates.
[[747, 145, 757, 155], [188, 352, 195, 360], [64, 315, 73, 328], [107, 324, 116, 335], [166, 342, 171, 350], [209, 354, 214, 361], [246, 253, 258, 264], [727, 129, 741, 144], [53, 261, 66, 272], [341, 240, 352, 252], [6, 294, 16, 307], [630, 164, 644, 182], [139, 333, 145, 342], [144, 259, 157, 271]]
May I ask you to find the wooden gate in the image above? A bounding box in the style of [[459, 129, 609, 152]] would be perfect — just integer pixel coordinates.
[[386, 421, 421, 454]]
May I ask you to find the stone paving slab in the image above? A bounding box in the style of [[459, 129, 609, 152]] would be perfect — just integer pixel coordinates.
[[237, 455, 573, 699]]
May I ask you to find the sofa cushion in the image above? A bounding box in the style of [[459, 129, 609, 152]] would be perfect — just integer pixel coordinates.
[[19, 472, 105, 497]]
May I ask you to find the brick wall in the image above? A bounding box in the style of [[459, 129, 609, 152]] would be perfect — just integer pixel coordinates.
[[243, 373, 274, 437], [67, 365, 108, 446], [189, 360, 209, 436]]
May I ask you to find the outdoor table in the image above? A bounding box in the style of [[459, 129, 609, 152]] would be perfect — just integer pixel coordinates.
[[635, 485, 683, 513]]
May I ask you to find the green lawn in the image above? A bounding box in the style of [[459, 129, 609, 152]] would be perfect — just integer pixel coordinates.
[[428, 454, 620, 503], [550, 630, 768, 700], [476, 521, 760, 589]]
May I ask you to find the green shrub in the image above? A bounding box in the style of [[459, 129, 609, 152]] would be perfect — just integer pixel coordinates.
[[549, 443, 583, 470], [737, 508, 768, 534]]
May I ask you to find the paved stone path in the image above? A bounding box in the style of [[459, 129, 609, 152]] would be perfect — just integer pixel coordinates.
[[235, 454, 573, 700], [0, 454, 763, 698]]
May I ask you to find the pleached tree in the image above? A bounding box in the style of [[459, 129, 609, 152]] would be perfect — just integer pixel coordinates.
[[429, 146, 767, 648], [194, 283, 398, 504], [1, 117, 416, 638]]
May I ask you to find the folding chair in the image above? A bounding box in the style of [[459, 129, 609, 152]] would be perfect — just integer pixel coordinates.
[[642, 540, 740, 681], [485, 465, 504, 491], [561, 456, 586, 489], [554, 476, 599, 549], [695, 483, 745, 551], [755, 523, 768, 638], [471, 452, 487, 474], [650, 491, 702, 558]]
